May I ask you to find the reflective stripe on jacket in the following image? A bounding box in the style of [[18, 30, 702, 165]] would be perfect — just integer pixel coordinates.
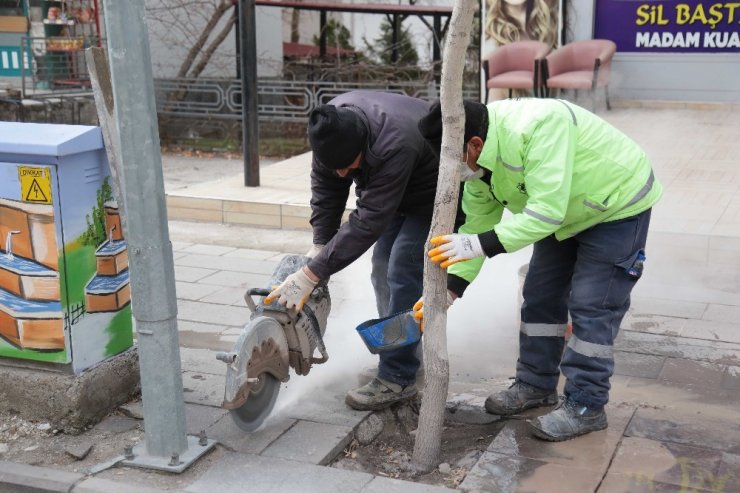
[[450, 98, 662, 284]]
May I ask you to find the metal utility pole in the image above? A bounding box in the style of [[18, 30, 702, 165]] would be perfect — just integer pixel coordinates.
[[234, 3, 241, 80], [433, 14, 441, 83], [101, 0, 215, 472], [319, 10, 327, 57], [239, 0, 260, 186]]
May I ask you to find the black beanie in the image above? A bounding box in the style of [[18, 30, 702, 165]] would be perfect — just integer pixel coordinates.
[[417, 100, 489, 152], [308, 105, 367, 170]]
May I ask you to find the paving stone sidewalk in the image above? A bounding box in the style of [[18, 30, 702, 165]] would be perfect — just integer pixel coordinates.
[[140, 241, 740, 492], [165, 239, 740, 493]]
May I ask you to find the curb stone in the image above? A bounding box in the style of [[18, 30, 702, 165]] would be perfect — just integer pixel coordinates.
[[73, 477, 174, 493], [0, 460, 176, 493], [0, 460, 84, 492]]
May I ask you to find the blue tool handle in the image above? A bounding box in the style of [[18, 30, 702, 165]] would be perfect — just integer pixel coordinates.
[[627, 252, 646, 278]]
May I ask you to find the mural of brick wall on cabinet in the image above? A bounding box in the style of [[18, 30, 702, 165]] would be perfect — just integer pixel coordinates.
[[0, 122, 133, 374], [85, 201, 130, 313], [0, 198, 63, 351]]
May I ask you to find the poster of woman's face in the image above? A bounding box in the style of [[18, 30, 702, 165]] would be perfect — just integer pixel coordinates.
[[481, 0, 562, 100], [482, 0, 561, 57]]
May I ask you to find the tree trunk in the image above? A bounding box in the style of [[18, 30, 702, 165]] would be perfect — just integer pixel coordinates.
[[411, 0, 477, 473], [290, 3, 301, 43]]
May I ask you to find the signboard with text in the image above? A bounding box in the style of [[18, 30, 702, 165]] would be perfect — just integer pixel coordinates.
[[594, 0, 740, 52]]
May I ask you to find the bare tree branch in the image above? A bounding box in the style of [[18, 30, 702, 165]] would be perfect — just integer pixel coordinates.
[[188, 14, 236, 78], [174, 0, 233, 78]]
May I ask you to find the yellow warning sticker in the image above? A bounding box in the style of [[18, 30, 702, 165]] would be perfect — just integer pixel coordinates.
[[18, 166, 52, 205]]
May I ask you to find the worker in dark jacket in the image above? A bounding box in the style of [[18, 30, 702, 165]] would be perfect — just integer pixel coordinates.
[[265, 91, 442, 410]]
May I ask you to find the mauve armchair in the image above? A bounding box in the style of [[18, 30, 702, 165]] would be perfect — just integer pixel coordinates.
[[543, 39, 617, 111], [482, 41, 551, 102]]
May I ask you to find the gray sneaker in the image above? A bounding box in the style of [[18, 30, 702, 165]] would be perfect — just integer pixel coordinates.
[[529, 397, 608, 441], [484, 380, 558, 416], [345, 377, 417, 411]]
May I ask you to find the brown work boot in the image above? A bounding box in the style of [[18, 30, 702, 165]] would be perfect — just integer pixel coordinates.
[[484, 379, 558, 416], [345, 377, 417, 411]]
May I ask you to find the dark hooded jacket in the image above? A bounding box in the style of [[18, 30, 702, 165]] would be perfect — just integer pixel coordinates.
[[307, 91, 439, 279]]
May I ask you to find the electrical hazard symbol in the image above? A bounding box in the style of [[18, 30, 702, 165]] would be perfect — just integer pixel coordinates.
[[18, 166, 53, 205]]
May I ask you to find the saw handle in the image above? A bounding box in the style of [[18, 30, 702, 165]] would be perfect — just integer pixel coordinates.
[[244, 288, 271, 313], [244, 287, 328, 364]]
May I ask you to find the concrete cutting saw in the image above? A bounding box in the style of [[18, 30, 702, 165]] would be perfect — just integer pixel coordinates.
[[216, 254, 331, 431]]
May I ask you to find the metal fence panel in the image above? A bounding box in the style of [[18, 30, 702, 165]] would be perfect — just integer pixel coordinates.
[[154, 78, 479, 123]]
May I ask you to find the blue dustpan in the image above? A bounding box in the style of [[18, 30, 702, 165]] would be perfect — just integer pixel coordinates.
[[356, 310, 421, 354]]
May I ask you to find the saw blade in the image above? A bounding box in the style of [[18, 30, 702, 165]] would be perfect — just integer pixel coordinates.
[[223, 316, 289, 431], [230, 373, 280, 432]]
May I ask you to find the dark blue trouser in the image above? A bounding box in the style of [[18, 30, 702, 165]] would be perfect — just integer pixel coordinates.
[[371, 213, 430, 386], [518, 209, 652, 409]]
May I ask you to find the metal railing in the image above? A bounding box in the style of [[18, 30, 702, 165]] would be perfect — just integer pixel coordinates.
[[10, 51, 481, 147], [152, 76, 480, 150], [154, 77, 480, 123]]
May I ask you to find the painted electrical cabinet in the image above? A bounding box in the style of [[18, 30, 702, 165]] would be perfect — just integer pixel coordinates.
[[0, 122, 133, 374]]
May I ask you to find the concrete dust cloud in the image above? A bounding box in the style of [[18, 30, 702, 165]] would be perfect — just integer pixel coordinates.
[[268, 251, 378, 420], [447, 247, 532, 381], [265, 248, 533, 423]]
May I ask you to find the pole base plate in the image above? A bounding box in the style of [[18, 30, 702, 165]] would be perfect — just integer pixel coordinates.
[[120, 435, 217, 473]]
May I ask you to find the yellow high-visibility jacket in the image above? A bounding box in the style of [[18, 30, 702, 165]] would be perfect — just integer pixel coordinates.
[[450, 98, 662, 286]]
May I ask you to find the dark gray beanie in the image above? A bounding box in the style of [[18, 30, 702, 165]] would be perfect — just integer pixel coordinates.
[[308, 105, 367, 170]]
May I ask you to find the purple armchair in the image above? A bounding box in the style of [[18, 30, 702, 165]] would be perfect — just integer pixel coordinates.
[[482, 41, 551, 102], [543, 39, 617, 111]]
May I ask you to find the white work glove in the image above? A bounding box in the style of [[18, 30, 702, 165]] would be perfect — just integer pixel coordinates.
[[264, 267, 318, 311], [305, 244, 324, 259], [428, 234, 485, 268], [412, 290, 456, 330]]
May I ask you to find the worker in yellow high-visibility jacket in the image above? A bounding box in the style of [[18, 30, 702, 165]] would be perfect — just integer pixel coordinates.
[[415, 98, 662, 441]]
